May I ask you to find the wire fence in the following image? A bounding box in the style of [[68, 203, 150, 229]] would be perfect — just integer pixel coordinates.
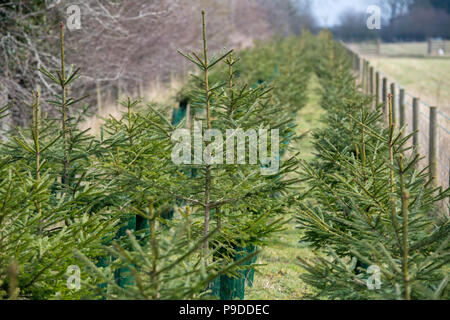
[[343, 43, 449, 207]]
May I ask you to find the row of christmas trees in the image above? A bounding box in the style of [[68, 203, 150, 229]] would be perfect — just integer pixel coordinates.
[[0, 13, 309, 300], [296, 31, 449, 300]]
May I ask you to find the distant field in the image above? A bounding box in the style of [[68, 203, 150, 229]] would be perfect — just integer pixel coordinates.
[[379, 41, 432, 56]]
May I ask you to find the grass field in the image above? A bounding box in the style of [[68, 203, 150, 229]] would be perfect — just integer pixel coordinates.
[[245, 222, 314, 299], [379, 41, 432, 56], [246, 76, 325, 300]]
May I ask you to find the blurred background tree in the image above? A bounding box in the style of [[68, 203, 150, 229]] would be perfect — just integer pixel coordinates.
[[331, 0, 450, 42]]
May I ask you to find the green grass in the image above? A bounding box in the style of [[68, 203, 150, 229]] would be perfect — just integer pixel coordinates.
[[245, 75, 324, 300], [245, 223, 315, 300], [295, 74, 326, 161], [380, 42, 430, 56]]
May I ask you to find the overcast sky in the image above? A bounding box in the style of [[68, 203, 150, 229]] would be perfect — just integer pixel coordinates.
[[311, 0, 376, 26]]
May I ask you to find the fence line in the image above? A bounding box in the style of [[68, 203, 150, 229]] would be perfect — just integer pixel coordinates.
[[343, 43, 450, 198], [350, 38, 450, 57], [428, 38, 450, 55]]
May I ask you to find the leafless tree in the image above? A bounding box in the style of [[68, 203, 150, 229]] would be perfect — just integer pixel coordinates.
[[379, 0, 415, 22], [1, 0, 308, 127]]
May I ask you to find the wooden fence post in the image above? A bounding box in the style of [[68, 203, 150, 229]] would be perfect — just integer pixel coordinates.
[[375, 72, 380, 108], [369, 66, 374, 98], [365, 61, 370, 94], [399, 89, 406, 136], [429, 106, 438, 186], [138, 79, 144, 98], [376, 37, 381, 56], [96, 82, 102, 115], [117, 78, 123, 104], [391, 83, 396, 126], [382, 77, 388, 116], [347, 49, 355, 70], [352, 52, 357, 71], [359, 57, 362, 80], [359, 56, 362, 74], [413, 98, 420, 156], [428, 38, 433, 55], [362, 59, 366, 90]]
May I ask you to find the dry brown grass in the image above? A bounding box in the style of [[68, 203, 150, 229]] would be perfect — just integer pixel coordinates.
[[79, 76, 185, 136]]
